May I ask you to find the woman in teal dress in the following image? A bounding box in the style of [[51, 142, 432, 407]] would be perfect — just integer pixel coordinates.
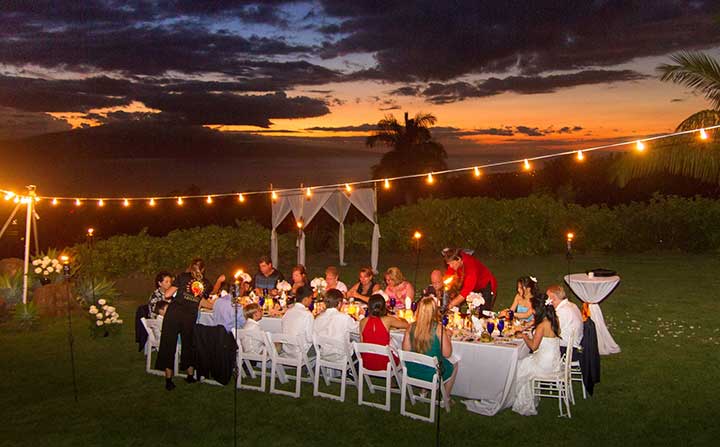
[[402, 297, 458, 396]]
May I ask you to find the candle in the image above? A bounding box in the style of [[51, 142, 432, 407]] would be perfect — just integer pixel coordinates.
[[405, 296, 412, 311]]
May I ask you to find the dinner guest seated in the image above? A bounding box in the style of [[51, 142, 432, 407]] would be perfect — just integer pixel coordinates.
[[511, 293, 562, 416], [384, 267, 415, 308], [252, 256, 284, 297], [346, 267, 382, 303], [313, 289, 358, 361], [422, 269, 444, 298], [501, 276, 538, 322], [402, 297, 458, 396], [290, 264, 312, 299], [546, 284, 583, 356], [324, 266, 348, 294], [238, 303, 264, 354], [149, 271, 173, 318], [359, 294, 409, 370], [281, 287, 314, 354], [155, 301, 168, 323], [212, 291, 245, 333]]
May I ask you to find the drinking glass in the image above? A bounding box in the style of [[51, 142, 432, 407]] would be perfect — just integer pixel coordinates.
[[486, 321, 495, 335], [497, 319, 505, 336]]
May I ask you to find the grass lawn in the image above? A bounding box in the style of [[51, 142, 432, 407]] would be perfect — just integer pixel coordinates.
[[1, 252, 719, 446]]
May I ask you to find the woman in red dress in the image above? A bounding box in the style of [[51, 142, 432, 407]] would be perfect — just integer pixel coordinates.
[[359, 294, 409, 370]]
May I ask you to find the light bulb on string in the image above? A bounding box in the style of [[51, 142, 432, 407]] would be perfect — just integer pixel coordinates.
[[177, 197, 184, 206], [34, 196, 40, 203], [345, 183, 352, 193], [52, 198, 58, 206], [75, 199, 81, 206], [4, 192, 14, 200], [636, 140, 645, 152], [383, 178, 390, 189], [576, 150, 584, 161], [98, 199, 105, 207], [149, 198, 156, 207], [123, 199, 130, 207], [426, 173, 434, 184], [305, 187, 312, 200], [474, 166, 481, 177], [271, 190, 278, 202], [238, 193, 245, 203], [700, 128, 708, 140], [523, 159, 531, 171], [206, 196, 213, 204]]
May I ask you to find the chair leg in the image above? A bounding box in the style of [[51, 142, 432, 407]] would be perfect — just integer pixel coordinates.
[[339, 368, 347, 402], [358, 370, 365, 405], [295, 364, 302, 398], [384, 373, 391, 411], [313, 360, 321, 397]]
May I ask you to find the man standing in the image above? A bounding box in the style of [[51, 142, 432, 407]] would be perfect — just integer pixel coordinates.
[[252, 256, 284, 297], [547, 285, 583, 355], [443, 248, 497, 310]]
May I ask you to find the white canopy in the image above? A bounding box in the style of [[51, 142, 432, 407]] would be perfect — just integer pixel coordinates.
[[271, 186, 379, 271]]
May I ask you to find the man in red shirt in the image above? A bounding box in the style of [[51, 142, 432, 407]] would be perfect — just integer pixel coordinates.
[[443, 248, 497, 310]]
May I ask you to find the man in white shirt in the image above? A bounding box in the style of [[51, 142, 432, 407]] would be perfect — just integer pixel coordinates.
[[238, 303, 264, 355], [324, 266, 348, 294], [313, 289, 358, 361], [547, 285, 583, 353], [281, 288, 314, 355]]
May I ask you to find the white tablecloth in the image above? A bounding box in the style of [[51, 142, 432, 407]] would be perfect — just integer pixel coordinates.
[[564, 273, 621, 355], [389, 331, 528, 415]]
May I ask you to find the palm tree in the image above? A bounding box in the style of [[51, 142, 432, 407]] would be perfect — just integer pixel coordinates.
[[615, 51, 720, 186], [367, 112, 447, 202]]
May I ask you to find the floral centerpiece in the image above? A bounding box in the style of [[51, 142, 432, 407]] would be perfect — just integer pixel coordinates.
[[87, 298, 123, 337], [466, 292, 485, 314], [31, 250, 63, 285], [310, 277, 327, 297], [276, 280, 292, 294]]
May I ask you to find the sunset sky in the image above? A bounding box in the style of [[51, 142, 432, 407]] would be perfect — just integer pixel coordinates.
[[1, 1, 720, 194]]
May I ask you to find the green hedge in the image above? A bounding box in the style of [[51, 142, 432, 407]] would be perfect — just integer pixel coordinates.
[[343, 194, 720, 255], [66, 195, 720, 278]]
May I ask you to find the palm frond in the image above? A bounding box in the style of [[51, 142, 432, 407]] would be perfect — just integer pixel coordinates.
[[657, 51, 720, 109], [413, 113, 437, 128], [674, 109, 720, 131]]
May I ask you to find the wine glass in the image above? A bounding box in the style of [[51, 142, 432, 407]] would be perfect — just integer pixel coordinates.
[[258, 296, 265, 307], [389, 297, 396, 310], [497, 319, 505, 337], [486, 321, 495, 336]]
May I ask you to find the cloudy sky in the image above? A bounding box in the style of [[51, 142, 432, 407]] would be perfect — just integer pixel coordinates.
[[1, 1, 720, 194]]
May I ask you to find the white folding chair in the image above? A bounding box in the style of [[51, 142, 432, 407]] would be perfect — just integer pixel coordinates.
[[267, 332, 315, 398], [312, 334, 358, 402], [533, 332, 574, 418], [232, 328, 269, 392], [570, 354, 587, 402], [141, 317, 180, 377], [352, 342, 402, 412], [398, 350, 450, 423]]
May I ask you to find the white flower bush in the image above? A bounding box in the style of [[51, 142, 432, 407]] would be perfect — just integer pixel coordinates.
[[30, 252, 64, 282], [86, 298, 123, 337]]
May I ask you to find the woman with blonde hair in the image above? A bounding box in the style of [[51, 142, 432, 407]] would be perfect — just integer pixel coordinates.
[[401, 297, 458, 396], [384, 266, 415, 308]]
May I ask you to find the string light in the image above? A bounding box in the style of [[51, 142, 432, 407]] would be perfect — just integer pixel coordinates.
[[576, 150, 585, 161], [52, 198, 58, 206], [98, 199, 105, 207], [149, 198, 156, 207], [34, 196, 40, 202], [206, 196, 213, 204], [15, 124, 720, 204], [238, 193, 245, 203], [305, 187, 312, 199], [426, 173, 434, 184], [345, 183, 352, 193], [177, 197, 184, 205], [4, 192, 14, 200]]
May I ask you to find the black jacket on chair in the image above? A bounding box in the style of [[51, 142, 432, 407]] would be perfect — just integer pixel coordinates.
[[135, 305, 150, 352], [193, 324, 238, 385], [580, 318, 601, 395]]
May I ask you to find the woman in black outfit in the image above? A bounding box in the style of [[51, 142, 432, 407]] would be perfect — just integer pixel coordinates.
[[156, 258, 225, 390]]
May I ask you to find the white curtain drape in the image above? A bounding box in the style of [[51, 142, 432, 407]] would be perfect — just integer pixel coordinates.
[[270, 186, 379, 271], [322, 191, 352, 266]]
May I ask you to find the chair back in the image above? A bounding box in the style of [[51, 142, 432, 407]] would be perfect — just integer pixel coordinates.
[[399, 350, 438, 372], [236, 329, 268, 356], [353, 342, 394, 371], [563, 331, 575, 378], [314, 335, 350, 362], [140, 317, 161, 347], [267, 332, 304, 358]]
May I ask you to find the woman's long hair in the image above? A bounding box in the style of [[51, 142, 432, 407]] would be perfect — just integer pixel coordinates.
[[517, 275, 539, 299], [411, 297, 438, 354], [531, 293, 560, 337]]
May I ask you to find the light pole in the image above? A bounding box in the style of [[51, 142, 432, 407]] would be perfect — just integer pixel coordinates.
[[412, 231, 422, 299]]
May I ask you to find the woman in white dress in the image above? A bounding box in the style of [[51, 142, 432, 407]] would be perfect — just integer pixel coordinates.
[[511, 293, 561, 416]]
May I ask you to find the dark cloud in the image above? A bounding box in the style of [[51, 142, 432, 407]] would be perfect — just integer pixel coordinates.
[[305, 123, 378, 132], [0, 107, 72, 139], [392, 70, 647, 104], [515, 126, 544, 137], [320, 0, 720, 81]]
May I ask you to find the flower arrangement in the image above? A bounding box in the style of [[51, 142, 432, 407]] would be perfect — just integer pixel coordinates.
[[237, 272, 252, 284], [466, 292, 485, 312], [86, 298, 123, 337], [276, 280, 292, 293], [31, 250, 63, 284], [310, 277, 327, 295]]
